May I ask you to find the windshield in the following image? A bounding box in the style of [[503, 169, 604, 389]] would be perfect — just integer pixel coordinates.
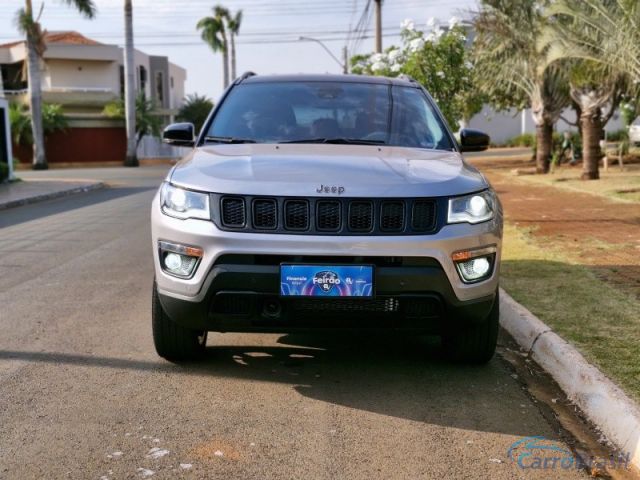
[[205, 81, 455, 150]]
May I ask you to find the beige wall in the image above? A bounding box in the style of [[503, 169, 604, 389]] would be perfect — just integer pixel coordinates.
[[1, 40, 186, 113], [43, 59, 119, 92], [45, 44, 120, 62], [169, 63, 186, 110], [0, 44, 27, 64]]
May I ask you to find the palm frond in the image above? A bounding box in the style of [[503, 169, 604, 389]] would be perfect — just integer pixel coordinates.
[[228, 10, 243, 33], [472, 0, 570, 119], [58, 0, 97, 19], [197, 16, 225, 52], [544, 0, 640, 81]]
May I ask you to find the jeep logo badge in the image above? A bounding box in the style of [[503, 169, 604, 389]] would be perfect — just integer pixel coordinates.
[[313, 271, 341, 293], [316, 184, 345, 195]]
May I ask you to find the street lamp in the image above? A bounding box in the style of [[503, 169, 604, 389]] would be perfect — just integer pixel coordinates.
[[298, 36, 348, 74]]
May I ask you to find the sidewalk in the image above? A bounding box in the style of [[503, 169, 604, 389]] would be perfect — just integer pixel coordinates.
[[0, 178, 105, 210]]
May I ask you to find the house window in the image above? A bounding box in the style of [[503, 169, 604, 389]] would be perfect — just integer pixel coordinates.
[[119, 65, 125, 97], [155, 71, 164, 105], [170, 76, 174, 89], [138, 65, 147, 95]]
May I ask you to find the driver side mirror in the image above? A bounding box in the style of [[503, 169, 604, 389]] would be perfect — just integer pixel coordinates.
[[459, 128, 490, 152], [163, 123, 195, 147]]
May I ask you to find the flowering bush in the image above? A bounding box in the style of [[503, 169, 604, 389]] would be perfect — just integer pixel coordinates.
[[351, 17, 482, 129]]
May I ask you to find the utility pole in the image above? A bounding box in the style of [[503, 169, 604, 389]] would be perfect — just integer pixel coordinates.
[[342, 46, 348, 74], [374, 0, 382, 53]]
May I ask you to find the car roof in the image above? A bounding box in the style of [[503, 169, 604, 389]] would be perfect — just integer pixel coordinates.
[[240, 73, 420, 87]]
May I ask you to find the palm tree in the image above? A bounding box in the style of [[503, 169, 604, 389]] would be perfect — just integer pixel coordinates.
[[545, 0, 640, 83], [176, 93, 214, 132], [473, 0, 570, 174], [197, 5, 230, 90], [542, 14, 629, 180], [103, 94, 162, 147], [15, 0, 96, 170], [123, 0, 138, 167], [227, 10, 243, 81]]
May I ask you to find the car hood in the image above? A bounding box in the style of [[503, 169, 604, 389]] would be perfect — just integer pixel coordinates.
[[169, 144, 488, 197]]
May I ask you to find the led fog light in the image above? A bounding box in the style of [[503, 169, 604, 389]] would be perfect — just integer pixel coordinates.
[[158, 241, 203, 279], [452, 246, 496, 283], [164, 252, 182, 271]]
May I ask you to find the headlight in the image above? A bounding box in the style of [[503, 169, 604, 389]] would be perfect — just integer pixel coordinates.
[[447, 190, 495, 224], [160, 182, 210, 220]]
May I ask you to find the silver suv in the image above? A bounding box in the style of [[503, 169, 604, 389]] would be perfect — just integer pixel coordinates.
[[151, 73, 502, 363]]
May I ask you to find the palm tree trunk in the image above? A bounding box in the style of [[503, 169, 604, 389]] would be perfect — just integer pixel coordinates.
[[25, 0, 47, 170], [580, 109, 602, 180], [222, 41, 230, 89], [230, 34, 237, 81], [123, 0, 138, 167], [535, 122, 553, 174]]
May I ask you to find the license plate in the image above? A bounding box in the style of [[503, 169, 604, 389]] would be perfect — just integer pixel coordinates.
[[280, 264, 374, 297]]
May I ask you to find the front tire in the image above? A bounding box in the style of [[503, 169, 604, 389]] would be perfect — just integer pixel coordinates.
[[443, 290, 500, 364], [152, 282, 207, 361]]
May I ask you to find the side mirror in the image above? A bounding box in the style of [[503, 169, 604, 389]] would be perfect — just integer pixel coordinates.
[[163, 123, 195, 147], [459, 128, 490, 152]]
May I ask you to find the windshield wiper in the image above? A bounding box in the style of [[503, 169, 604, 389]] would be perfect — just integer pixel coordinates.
[[279, 138, 386, 145], [204, 136, 256, 144]]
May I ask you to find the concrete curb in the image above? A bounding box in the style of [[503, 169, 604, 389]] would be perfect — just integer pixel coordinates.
[[0, 181, 105, 211], [499, 288, 640, 470]]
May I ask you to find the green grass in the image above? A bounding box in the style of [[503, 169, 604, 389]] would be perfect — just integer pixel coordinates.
[[514, 163, 640, 203], [501, 224, 640, 403]]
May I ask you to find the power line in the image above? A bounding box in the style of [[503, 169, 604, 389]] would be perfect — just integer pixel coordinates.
[[130, 32, 402, 47], [0, 24, 423, 42]]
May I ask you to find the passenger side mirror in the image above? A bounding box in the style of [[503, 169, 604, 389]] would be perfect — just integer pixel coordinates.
[[459, 129, 490, 152], [163, 123, 195, 147]]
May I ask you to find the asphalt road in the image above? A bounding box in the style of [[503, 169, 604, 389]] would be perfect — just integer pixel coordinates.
[[0, 167, 589, 479]]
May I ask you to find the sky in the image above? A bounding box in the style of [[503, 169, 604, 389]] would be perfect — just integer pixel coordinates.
[[1, 0, 477, 102]]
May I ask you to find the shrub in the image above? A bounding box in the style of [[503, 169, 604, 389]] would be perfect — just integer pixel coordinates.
[[177, 94, 214, 132], [9, 102, 68, 146], [505, 133, 535, 147], [0, 162, 8, 182], [605, 129, 628, 142]]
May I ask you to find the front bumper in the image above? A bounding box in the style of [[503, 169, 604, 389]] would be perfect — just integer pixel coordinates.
[[151, 192, 502, 331]]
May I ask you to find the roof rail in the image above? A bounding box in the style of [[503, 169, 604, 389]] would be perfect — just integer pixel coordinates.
[[397, 74, 417, 83], [236, 71, 257, 83]]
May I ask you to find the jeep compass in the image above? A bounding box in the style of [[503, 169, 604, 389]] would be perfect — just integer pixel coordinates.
[[151, 73, 502, 363]]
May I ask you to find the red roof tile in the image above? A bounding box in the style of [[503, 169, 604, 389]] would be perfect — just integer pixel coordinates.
[[0, 31, 102, 49]]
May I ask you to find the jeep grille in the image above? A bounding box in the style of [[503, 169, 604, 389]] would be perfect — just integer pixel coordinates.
[[214, 195, 439, 236]]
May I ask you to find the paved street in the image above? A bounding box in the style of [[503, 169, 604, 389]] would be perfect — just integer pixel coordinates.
[[0, 167, 591, 479]]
